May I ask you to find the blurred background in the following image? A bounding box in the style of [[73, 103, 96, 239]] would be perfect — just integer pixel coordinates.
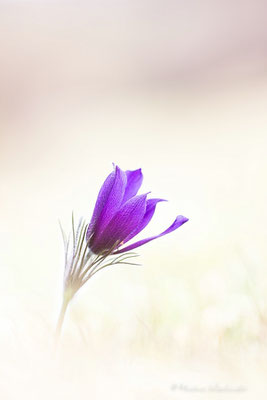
[[0, 0, 267, 398]]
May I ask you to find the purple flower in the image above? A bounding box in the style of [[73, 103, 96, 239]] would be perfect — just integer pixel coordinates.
[[86, 165, 188, 255], [56, 164, 189, 342]]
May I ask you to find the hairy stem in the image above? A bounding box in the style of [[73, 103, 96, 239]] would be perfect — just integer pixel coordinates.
[[55, 291, 72, 347]]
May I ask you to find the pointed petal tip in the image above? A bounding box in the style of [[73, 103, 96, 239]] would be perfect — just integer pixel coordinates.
[[113, 164, 143, 174], [171, 215, 189, 228], [176, 215, 189, 222], [126, 167, 143, 181], [111, 163, 121, 172], [130, 167, 142, 173], [176, 215, 189, 224], [145, 197, 168, 208]]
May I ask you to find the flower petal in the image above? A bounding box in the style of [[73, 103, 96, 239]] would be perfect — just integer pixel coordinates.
[[114, 215, 189, 254], [122, 168, 143, 203], [122, 198, 166, 243], [87, 165, 127, 242], [89, 194, 148, 254]]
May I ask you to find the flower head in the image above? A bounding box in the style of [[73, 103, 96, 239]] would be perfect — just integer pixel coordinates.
[[57, 164, 188, 341], [86, 165, 188, 255]]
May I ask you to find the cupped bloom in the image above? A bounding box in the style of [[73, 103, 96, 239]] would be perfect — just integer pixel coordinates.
[[56, 164, 189, 343], [86, 165, 188, 255]]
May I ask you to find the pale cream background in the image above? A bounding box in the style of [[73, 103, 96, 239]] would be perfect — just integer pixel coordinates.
[[0, 1, 267, 399]]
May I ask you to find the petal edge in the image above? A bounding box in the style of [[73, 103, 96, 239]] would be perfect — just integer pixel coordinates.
[[114, 215, 189, 254]]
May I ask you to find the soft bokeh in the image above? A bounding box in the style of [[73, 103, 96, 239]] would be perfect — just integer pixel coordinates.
[[1, 1, 267, 398]]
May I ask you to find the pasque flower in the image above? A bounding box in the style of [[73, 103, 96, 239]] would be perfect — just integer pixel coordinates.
[[56, 164, 188, 344], [87, 165, 188, 255]]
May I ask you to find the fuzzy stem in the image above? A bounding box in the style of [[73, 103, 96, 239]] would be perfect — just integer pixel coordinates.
[[55, 290, 73, 347]]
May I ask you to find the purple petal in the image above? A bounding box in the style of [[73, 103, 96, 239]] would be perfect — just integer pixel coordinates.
[[114, 215, 189, 254], [122, 169, 143, 204], [87, 165, 127, 241], [89, 194, 148, 254], [123, 198, 166, 244]]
